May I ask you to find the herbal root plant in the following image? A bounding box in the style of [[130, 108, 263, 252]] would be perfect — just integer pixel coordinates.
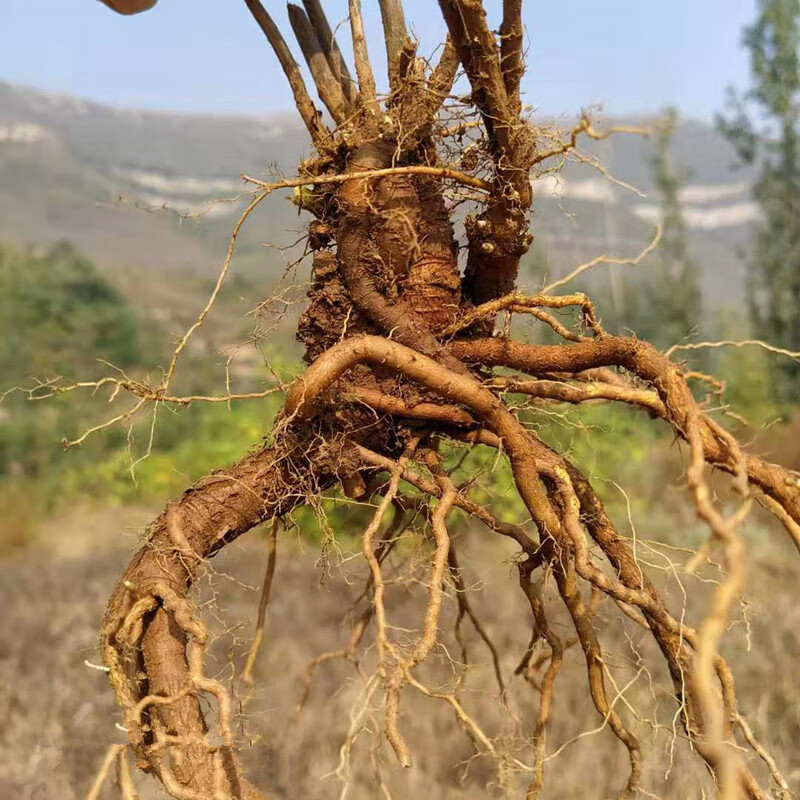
[[54, 1, 800, 799]]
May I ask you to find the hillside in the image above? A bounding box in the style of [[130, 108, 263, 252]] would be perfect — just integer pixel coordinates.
[[0, 80, 759, 315]]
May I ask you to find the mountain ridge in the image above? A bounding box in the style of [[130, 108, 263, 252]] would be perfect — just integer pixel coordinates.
[[0, 80, 756, 311]]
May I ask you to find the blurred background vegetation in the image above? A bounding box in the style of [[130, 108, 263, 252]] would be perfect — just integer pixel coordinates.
[[0, 85, 795, 553]]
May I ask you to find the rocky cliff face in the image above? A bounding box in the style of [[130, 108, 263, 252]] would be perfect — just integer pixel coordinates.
[[0, 80, 757, 307]]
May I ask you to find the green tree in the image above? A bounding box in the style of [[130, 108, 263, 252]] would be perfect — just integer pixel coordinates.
[[0, 241, 139, 380], [717, 0, 800, 399], [0, 241, 140, 475], [618, 108, 702, 350]]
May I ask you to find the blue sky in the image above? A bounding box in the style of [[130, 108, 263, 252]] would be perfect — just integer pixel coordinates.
[[0, 1, 756, 120]]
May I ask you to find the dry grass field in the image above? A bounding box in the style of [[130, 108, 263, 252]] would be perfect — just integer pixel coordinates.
[[3, 497, 798, 800]]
